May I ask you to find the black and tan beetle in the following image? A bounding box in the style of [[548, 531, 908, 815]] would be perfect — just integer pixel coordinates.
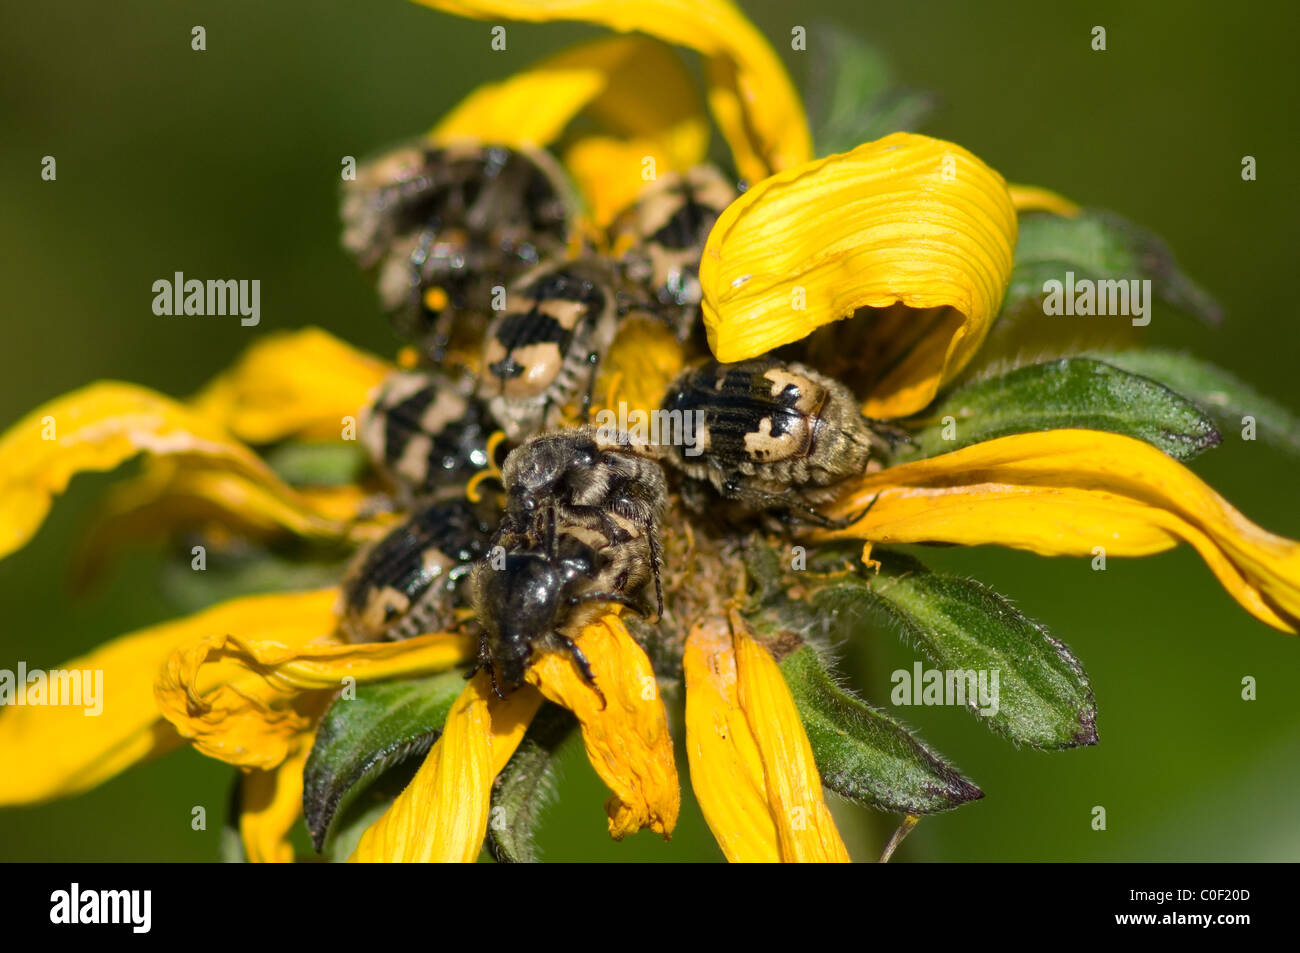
[[336, 498, 494, 644], [341, 142, 575, 362], [609, 164, 738, 339], [658, 358, 895, 526], [471, 429, 668, 697], [359, 370, 498, 502], [478, 258, 642, 441]]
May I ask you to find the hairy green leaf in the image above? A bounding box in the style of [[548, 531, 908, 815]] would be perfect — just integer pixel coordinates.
[[486, 704, 578, 863], [779, 646, 982, 813], [811, 553, 1097, 750], [303, 670, 464, 852], [909, 357, 1221, 459], [1085, 349, 1300, 456]]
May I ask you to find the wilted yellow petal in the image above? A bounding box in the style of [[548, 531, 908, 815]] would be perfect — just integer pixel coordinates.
[[191, 328, 391, 445], [592, 315, 685, 418], [414, 0, 810, 182], [527, 614, 679, 838], [1007, 183, 1081, 217], [349, 672, 542, 862], [731, 617, 850, 863], [699, 133, 1017, 418], [241, 734, 312, 863], [0, 382, 301, 562], [683, 619, 781, 862], [818, 430, 1300, 633], [0, 590, 331, 806], [156, 611, 470, 770]]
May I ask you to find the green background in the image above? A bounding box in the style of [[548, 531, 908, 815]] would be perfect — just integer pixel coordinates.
[[1, 0, 1297, 861]]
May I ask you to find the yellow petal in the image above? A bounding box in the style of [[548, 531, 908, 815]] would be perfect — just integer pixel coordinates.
[[683, 616, 850, 862], [0, 591, 329, 806], [241, 734, 313, 863], [436, 36, 706, 192], [526, 614, 679, 839], [699, 133, 1018, 418], [818, 430, 1300, 632], [1007, 183, 1081, 217], [732, 616, 850, 862], [564, 136, 678, 231], [592, 315, 685, 419], [191, 328, 392, 445], [683, 619, 781, 862], [0, 381, 314, 562], [349, 672, 542, 862], [155, 610, 471, 770], [414, 0, 810, 182]]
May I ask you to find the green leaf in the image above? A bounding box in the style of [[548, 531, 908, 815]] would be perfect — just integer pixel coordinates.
[[779, 646, 983, 814], [1084, 349, 1300, 457], [319, 761, 422, 863], [303, 670, 465, 852], [1005, 210, 1222, 325], [805, 23, 936, 156], [908, 357, 1222, 460], [263, 440, 368, 487], [220, 775, 246, 863], [816, 553, 1097, 750], [486, 703, 578, 863]]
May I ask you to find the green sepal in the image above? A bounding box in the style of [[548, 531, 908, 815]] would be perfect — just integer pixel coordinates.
[[908, 357, 1221, 459], [779, 646, 983, 814], [302, 670, 465, 852], [486, 703, 578, 863], [814, 552, 1097, 750], [1084, 348, 1300, 457]]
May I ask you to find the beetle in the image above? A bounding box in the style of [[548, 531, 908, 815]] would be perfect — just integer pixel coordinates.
[[658, 358, 895, 526], [609, 164, 737, 339], [470, 429, 668, 696], [336, 498, 493, 644], [359, 370, 497, 502], [341, 142, 575, 362], [478, 258, 635, 441]]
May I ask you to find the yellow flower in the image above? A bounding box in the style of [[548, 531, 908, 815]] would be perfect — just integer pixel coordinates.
[[1, 0, 1298, 866]]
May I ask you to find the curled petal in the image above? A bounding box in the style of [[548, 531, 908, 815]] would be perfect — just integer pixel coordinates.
[[155, 611, 471, 770], [818, 430, 1300, 632], [349, 672, 542, 862], [527, 614, 679, 839], [0, 591, 332, 805], [684, 618, 850, 862], [191, 328, 392, 445], [241, 734, 313, 864], [0, 382, 301, 561], [415, 0, 810, 182], [699, 133, 1017, 418], [1007, 183, 1081, 217]]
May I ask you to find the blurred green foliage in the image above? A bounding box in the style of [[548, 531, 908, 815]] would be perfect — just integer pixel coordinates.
[[1, 0, 1297, 861]]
